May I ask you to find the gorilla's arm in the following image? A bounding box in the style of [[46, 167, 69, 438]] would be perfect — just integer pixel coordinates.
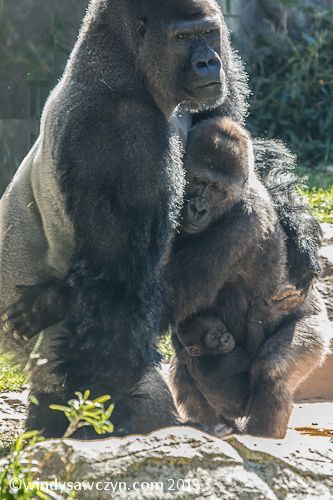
[[253, 139, 321, 292], [163, 211, 259, 326], [52, 97, 182, 384]]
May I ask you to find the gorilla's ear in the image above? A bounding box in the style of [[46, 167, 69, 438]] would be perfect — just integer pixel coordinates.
[[136, 19, 147, 38], [186, 345, 202, 357]]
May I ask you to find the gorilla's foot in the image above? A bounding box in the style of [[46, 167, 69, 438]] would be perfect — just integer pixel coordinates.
[[26, 391, 69, 438]]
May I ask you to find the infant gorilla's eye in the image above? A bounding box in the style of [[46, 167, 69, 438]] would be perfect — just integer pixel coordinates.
[[177, 33, 187, 40], [217, 186, 227, 200]]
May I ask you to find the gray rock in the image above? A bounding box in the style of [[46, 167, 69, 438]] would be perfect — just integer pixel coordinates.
[[319, 223, 333, 321], [6, 425, 332, 499]]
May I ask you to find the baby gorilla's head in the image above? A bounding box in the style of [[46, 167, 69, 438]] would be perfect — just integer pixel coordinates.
[[181, 117, 251, 234], [178, 315, 236, 357]]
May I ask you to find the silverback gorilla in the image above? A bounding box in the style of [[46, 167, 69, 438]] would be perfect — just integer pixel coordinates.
[[0, 0, 231, 437], [0, 0, 326, 438], [168, 118, 328, 437]]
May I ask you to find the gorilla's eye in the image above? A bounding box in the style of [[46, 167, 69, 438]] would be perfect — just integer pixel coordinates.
[[177, 33, 187, 40], [207, 332, 219, 344], [218, 187, 227, 200], [205, 29, 214, 34]]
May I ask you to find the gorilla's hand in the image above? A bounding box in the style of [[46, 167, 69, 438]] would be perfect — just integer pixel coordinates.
[[0, 279, 70, 342], [271, 284, 305, 311]]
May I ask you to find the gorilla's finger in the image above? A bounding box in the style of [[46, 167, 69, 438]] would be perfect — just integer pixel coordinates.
[[275, 294, 305, 311], [1, 320, 13, 333], [6, 314, 37, 335], [271, 285, 302, 302], [18, 324, 41, 341], [1, 301, 29, 321], [1, 319, 25, 338], [13, 330, 22, 341]]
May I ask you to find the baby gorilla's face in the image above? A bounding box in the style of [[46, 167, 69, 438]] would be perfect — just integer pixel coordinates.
[[181, 118, 249, 235], [184, 317, 236, 357], [204, 323, 235, 354]]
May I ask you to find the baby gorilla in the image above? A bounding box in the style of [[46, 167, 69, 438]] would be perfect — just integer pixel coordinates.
[[178, 315, 235, 357]]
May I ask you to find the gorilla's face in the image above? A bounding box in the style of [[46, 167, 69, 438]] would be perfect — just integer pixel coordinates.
[[167, 17, 225, 106], [181, 316, 235, 357], [181, 163, 232, 234], [204, 328, 235, 355], [181, 118, 249, 234], [136, 1, 227, 114]]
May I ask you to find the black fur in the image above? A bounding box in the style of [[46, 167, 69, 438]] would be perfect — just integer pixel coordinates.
[[254, 138, 322, 291], [0, 0, 323, 438], [10, 0, 233, 436], [49, 0, 230, 431], [168, 118, 326, 437]]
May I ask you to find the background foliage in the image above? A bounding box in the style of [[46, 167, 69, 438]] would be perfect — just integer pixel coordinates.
[[244, 4, 333, 169], [0, 0, 332, 196]]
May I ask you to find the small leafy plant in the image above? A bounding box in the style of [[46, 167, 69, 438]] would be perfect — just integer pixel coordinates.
[[0, 431, 46, 499], [0, 390, 114, 499], [50, 390, 114, 438]]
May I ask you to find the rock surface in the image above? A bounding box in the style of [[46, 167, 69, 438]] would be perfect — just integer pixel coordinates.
[[6, 413, 332, 499]]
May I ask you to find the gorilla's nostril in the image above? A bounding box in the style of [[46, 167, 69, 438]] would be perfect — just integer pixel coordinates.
[[196, 61, 208, 69], [189, 201, 197, 213], [198, 208, 207, 215], [208, 58, 218, 67]]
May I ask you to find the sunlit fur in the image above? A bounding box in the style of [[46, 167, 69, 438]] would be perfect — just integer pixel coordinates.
[[168, 118, 327, 437]]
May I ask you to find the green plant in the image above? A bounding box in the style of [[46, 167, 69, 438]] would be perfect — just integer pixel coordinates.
[[0, 390, 114, 498], [0, 353, 27, 391], [302, 186, 333, 223], [50, 390, 114, 438], [158, 334, 175, 362], [0, 431, 47, 499]]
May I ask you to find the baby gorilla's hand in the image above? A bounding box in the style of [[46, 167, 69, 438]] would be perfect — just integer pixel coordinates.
[[271, 284, 305, 311], [0, 280, 70, 342]]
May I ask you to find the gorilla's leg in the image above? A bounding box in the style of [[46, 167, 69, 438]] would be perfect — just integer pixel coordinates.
[[26, 391, 70, 438], [246, 291, 329, 438], [126, 367, 178, 434], [169, 355, 220, 427], [27, 364, 178, 438]]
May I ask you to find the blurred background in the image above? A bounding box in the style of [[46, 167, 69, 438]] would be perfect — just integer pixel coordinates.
[[0, 0, 332, 220]]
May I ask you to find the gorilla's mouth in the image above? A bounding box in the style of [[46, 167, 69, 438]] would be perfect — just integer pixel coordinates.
[[183, 82, 223, 100], [200, 82, 221, 88], [180, 220, 209, 234]]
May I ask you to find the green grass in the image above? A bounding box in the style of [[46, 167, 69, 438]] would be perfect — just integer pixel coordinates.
[[302, 186, 333, 224], [296, 166, 333, 223], [0, 353, 27, 392]]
